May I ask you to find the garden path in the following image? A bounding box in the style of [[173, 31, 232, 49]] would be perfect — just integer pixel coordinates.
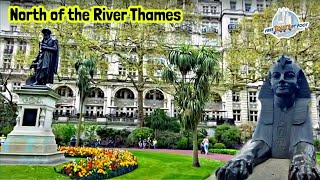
[[124, 148, 233, 161]]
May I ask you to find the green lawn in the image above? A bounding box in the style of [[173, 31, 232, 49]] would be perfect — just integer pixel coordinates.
[[0, 151, 223, 180]]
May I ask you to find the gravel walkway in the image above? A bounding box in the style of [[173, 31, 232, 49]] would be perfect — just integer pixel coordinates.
[[125, 148, 233, 161]]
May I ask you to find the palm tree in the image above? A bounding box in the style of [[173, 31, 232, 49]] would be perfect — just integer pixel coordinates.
[[74, 57, 97, 147], [162, 45, 220, 167]]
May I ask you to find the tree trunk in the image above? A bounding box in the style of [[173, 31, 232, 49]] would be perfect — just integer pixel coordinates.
[[76, 100, 83, 147], [138, 89, 144, 127], [192, 127, 200, 167], [137, 61, 144, 127]]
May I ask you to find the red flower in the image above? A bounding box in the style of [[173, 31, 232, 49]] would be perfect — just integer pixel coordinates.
[[87, 161, 93, 170]]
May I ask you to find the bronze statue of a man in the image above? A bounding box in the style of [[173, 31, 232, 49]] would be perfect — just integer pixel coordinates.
[[216, 55, 320, 180], [29, 28, 59, 85]]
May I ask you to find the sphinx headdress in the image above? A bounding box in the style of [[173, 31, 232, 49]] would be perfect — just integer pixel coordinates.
[[258, 55, 310, 99]]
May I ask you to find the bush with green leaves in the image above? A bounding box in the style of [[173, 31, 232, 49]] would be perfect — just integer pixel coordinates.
[[209, 137, 217, 149], [314, 139, 320, 148], [0, 99, 17, 135], [126, 127, 154, 147], [83, 125, 99, 146], [96, 127, 116, 140], [96, 127, 132, 147], [156, 131, 182, 149], [209, 148, 239, 155], [144, 109, 180, 138], [213, 143, 226, 149], [52, 124, 76, 146], [177, 137, 193, 150], [214, 124, 241, 148]]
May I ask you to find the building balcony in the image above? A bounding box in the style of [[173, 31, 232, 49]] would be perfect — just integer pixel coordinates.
[[204, 102, 222, 111], [85, 98, 104, 105], [4, 49, 13, 54], [200, 11, 221, 18], [232, 102, 241, 109], [202, 27, 218, 34], [0, 68, 28, 75], [144, 99, 164, 108], [114, 98, 135, 107], [249, 102, 258, 109], [0, 30, 30, 38], [57, 97, 75, 105], [53, 113, 138, 125]]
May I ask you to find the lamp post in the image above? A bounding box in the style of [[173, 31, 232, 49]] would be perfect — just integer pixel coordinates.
[[241, 64, 249, 122]]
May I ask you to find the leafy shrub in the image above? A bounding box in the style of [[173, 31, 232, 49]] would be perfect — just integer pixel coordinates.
[[314, 139, 320, 148], [97, 127, 132, 147], [52, 124, 76, 146], [213, 143, 226, 149], [126, 127, 153, 147], [156, 131, 182, 149], [0, 99, 17, 135], [177, 137, 193, 150], [209, 149, 239, 155], [215, 124, 241, 148], [83, 125, 99, 146], [209, 137, 217, 149], [96, 127, 116, 140]]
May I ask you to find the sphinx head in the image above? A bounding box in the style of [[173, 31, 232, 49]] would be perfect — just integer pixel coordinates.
[[269, 55, 302, 97]]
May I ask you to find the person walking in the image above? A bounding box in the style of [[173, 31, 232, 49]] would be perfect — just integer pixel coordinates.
[[202, 137, 209, 155], [153, 139, 157, 149]]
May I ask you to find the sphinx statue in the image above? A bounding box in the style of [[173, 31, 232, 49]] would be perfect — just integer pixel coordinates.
[[216, 55, 320, 180]]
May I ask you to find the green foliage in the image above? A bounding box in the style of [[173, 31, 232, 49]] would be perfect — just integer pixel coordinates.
[[215, 124, 241, 148], [209, 149, 239, 155], [225, 0, 320, 87], [162, 45, 221, 131], [96, 127, 131, 147], [96, 127, 116, 140], [52, 124, 76, 146], [209, 137, 217, 145], [0, 98, 17, 135], [126, 127, 154, 147], [156, 131, 183, 149], [75, 57, 97, 146], [209, 137, 217, 149], [314, 139, 320, 148], [177, 137, 193, 150], [145, 109, 181, 137], [213, 143, 226, 149], [84, 125, 99, 144], [197, 128, 208, 139]]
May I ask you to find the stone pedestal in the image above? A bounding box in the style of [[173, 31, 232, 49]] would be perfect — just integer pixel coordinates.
[[0, 86, 66, 165], [208, 159, 291, 180]]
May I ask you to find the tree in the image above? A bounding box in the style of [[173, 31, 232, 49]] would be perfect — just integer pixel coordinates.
[[74, 57, 97, 146], [0, 70, 18, 135], [107, 0, 200, 127], [144, 108, 180, 138], [19, 0, 199, 127], [224, 0, 320, 89], [162, 45, 221, 167]]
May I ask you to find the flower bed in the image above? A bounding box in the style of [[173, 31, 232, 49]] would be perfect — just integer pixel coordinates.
[[56, 147, 138, 179]]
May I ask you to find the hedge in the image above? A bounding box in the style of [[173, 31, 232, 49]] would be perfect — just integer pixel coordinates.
[[209, 148, 239, 155]]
